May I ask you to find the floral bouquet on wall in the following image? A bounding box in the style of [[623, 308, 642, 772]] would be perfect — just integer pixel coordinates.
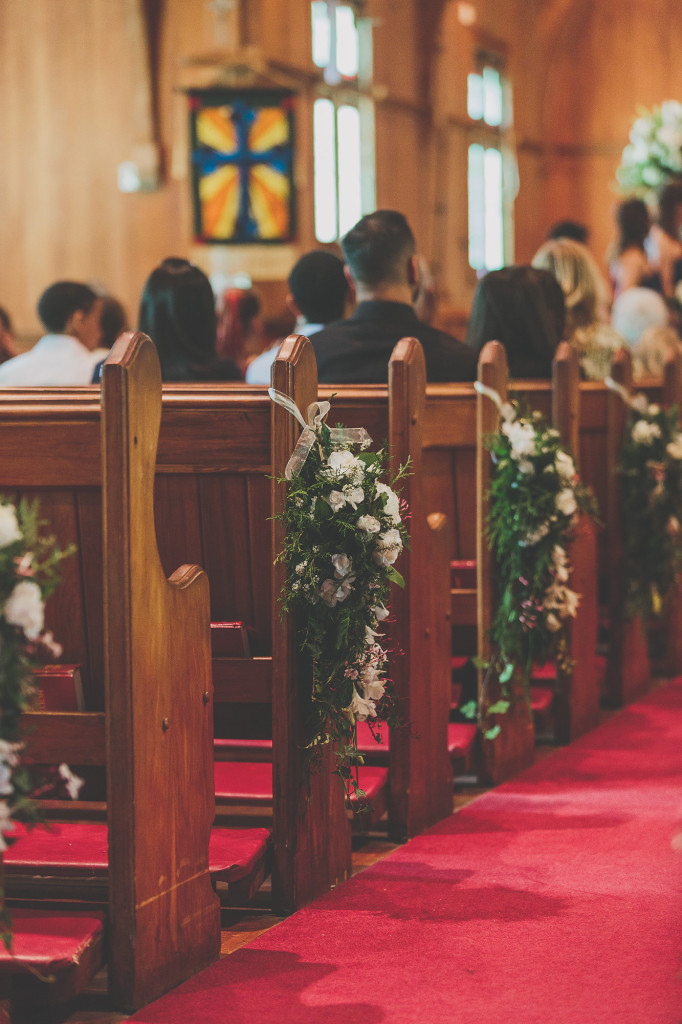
[[271, 390, 408, 805], [617, 101, 682, 197], [475, 387, 598, 733], [0, 499, 79, 946], [610, 385, 682, 620]]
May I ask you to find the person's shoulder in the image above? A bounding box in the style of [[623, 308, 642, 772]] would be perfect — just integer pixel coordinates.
[[417, 325, 478, 380]]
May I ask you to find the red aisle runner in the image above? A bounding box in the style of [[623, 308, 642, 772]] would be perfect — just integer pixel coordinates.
[[131, 680, 682, 1024]]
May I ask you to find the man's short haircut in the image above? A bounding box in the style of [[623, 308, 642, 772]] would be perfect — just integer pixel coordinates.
[[341, 210, 416, 287], [546, 220, 589, 245], [288, 251, 347, 324], [37, 281, 98, 334]]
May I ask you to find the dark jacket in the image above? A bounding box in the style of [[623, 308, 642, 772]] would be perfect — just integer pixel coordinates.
[[311, 300, 478, 383]]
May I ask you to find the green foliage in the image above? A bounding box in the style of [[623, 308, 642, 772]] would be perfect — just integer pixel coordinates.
[[483, 401, 598, 707], [276, 422, 409, 807], [616, 398, 682, 620]]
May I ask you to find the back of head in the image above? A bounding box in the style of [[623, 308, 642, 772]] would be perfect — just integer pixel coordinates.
[[341, 210, 415, 288], [466, 266, 566, 378], [37, 281, 97, 334], [139, 258, 217, 380], [99, 296, 129, 349], [616, 198, 650, 252], [288, 251, 347, 324], [546, 220, 589, 245], [657, 182, 682, 238], [611, 286, 669, 347], [216, 288, 261, 363], [532, 237, 606, 334]]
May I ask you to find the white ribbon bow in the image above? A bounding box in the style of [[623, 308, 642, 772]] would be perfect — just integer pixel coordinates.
[[268, 388, 372, 479]]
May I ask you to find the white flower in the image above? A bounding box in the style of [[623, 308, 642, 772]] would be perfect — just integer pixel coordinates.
[[555, 451, 576, 482], [376, 482, 401, 525], [562, 588, 581, 618], [501, 419, 537, 460], [631, 394, 649, 415], [667, 516, 681, 536], [323, 450, 365, 484], [555, 489, 577, 517], [0, 762, 12, 798], [295, 561, 307, 575], [0, 801, 14, 852], [517, 459, 534, 475], [346, 689, 377, 722], [520, 521, 550, 548], [59, 763, 84, 801], [373, 528, 403, 567], [326, 489, 346, 512], [500, 402, 515, 422], [648, 404, 661, 417], [39, 630, 63, 659], [667, 435, 682, 460], [360, 666, 386, 702], [545, 612, 562, 633], [342, 485, 364, 510], [0, 505, 22, 549], [319, 577, 355, 606], [0, 741, 21, 767], [631, 420, 662, 445], [331, 553, 352, 578], [373, 603, 390, 621], [4, 579, 44, 639], [357, 514, 381, 533]]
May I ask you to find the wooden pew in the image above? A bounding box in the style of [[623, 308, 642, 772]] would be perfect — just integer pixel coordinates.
[[0, 337, 351, 920], [0, 333, 221, 1013]]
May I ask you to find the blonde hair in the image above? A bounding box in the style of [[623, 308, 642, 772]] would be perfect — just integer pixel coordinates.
[[532, 238, 610, 337], [632, 325, 678, 381]]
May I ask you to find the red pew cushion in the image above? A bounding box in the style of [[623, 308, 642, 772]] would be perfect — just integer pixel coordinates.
[[0, 909, 104, 976], [214, 761, 273, 805], [448, 722, 477, 759], [530, 684, 555, 713], [450, 560, 477, 588], [4, 821, 269, 885]]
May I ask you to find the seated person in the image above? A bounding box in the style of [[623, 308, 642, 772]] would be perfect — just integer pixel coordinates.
[[246, 250, 349, 384], [0, 281, 102, 385], [216, 287, 264, 374], [0, 306, 19, 363], [611, 287, 672, 379], [312, 210, 478, 383], [546, 219, 590, 246], [466, 266, 566, 379], [532, 238, 622, 380], [136, 258, 241, 382], [609, 198, 661, 298], [98, 294, 129, 350]]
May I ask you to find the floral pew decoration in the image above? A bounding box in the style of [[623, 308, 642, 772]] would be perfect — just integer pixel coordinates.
[[607, 379, 682, 621], [0, 499, 79, 946], [474, 384, 598, 735], [269, 389, 409, 805]]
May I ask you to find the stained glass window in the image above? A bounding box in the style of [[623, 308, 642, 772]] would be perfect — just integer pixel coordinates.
[[190, 90, 295, 244]]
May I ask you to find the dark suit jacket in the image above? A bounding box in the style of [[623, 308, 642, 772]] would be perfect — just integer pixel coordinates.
[[311, 300, 478, 383]]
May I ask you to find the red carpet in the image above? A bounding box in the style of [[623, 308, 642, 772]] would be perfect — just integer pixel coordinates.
[[130, 680, 682, 1023]]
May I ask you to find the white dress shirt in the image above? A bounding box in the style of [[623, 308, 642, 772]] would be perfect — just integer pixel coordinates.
[[245, 321, 324, 385], [0, 334, 104, 386]]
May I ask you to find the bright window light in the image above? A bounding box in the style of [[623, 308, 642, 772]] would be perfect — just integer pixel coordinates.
[[311, 1, 331, 69], [337, 104, 362, 236], [467, 73, 484, 121], [314, 98, 338, 243], [336, 5, 359, 79], [484, 147, 504, 270], [483, 66, 503, 127], [468, 144, 485, 270]]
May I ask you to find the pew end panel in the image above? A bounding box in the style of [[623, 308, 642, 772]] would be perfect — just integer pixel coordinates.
[[476, 342, 535, 786], [387, 339, 453, 840], [102, 333, 220, 1009], [271, 335, 352, 914]]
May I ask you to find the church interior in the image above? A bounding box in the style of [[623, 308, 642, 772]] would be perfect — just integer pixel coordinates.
[[0, 1, 681, 1022]]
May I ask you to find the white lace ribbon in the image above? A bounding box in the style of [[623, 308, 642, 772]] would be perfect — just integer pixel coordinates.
[[474, 381, 515, 422], [604, 376, 642, 410], [268, 388, 372, 479]]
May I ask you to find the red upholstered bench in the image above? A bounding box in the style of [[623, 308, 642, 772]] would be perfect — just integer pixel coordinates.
[[348, 766, 389, 828], [0, 909, 105, 1009], [4, 823, 270, 905]]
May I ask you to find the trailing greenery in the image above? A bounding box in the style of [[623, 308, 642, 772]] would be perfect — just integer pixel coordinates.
[[0, 498, 77, 948], [275, 416, 408, 806], [616, 395, 682, 620], [478, 397, 597, 731]]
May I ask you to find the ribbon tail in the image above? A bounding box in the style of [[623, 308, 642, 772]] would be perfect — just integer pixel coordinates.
[[604, 376, 636, 409], [474, 381, 504, 411], [285, 427, 317, 479], [268, 388, 309, 431]]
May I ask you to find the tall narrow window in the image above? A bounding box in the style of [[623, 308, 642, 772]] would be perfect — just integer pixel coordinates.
[[467, 54, 513, 272], [311, 1, 375, 243]]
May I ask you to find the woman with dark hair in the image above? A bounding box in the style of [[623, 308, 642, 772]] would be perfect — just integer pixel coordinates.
[[138, 258, 242, 382], [609, 198, 660, 297], [465, 266, 566, 378], [648, 183, 682, 298]]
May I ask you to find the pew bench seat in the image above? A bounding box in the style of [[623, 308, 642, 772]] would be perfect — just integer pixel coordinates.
[[4, 823, 270, 901], [0, 909, 105, 1009]]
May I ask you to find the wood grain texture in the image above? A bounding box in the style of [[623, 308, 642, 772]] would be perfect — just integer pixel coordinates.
[[271, 335, 352, 913], [102, 332, 219, 1010]]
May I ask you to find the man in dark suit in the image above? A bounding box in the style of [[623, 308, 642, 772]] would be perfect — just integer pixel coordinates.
[[311, 210, 478, 383]]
